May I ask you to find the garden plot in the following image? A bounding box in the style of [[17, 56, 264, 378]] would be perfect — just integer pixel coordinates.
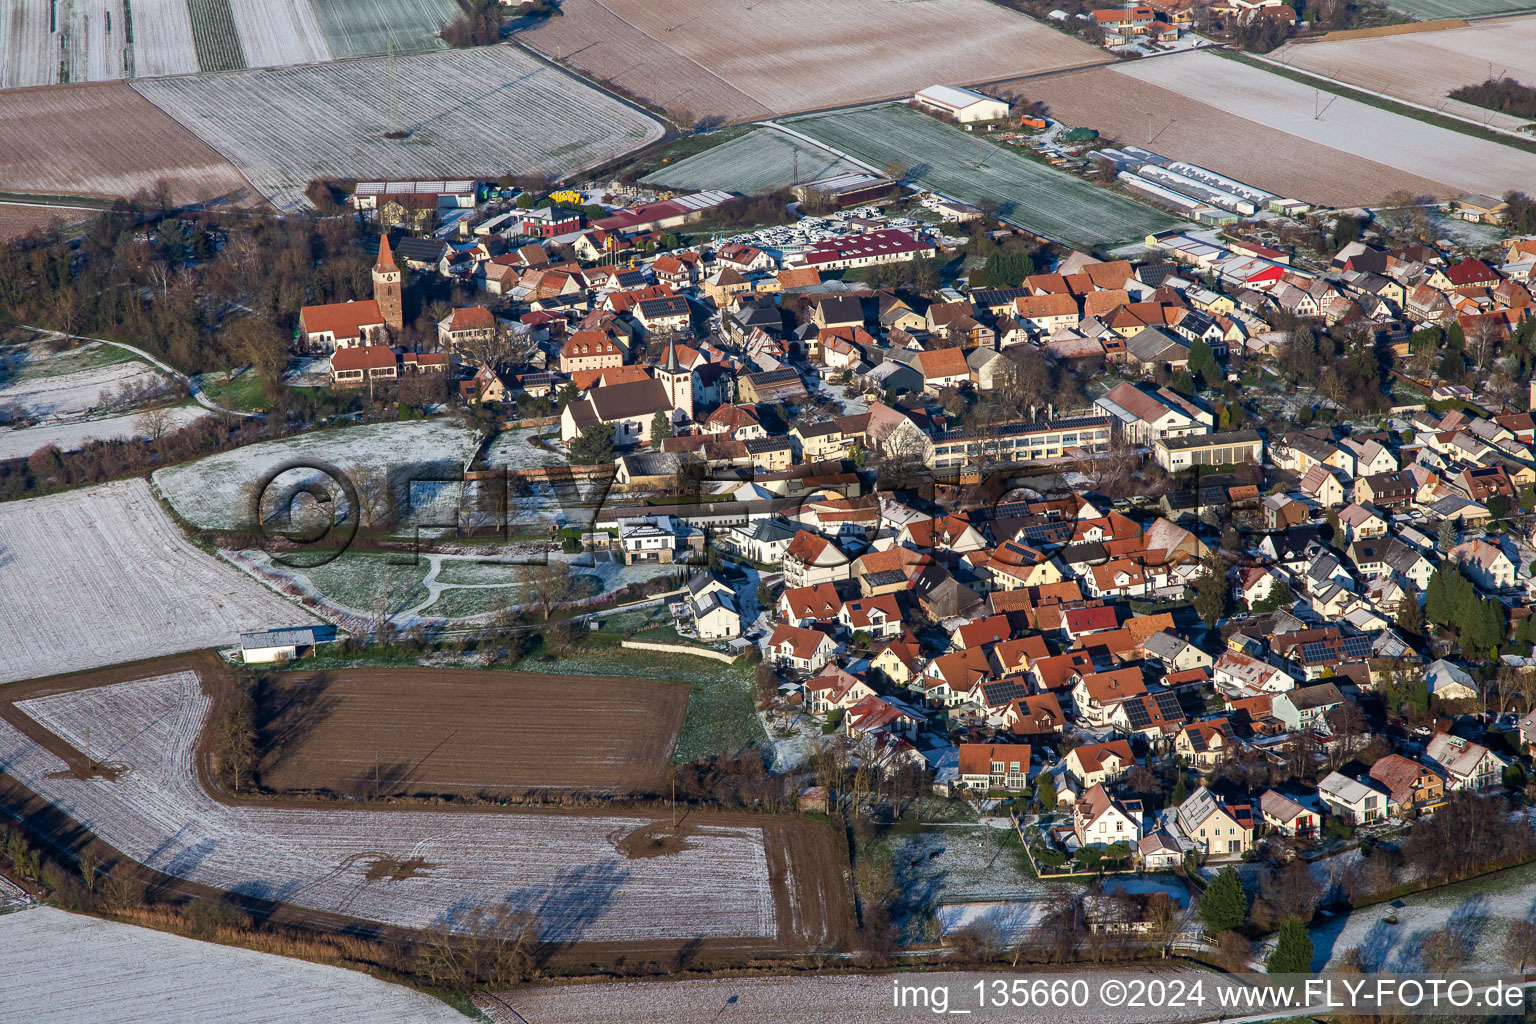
[[642, 129, 869, 194], [0, 82, 255, 204], [151, 418, 482, 531], [0, 906, 465, 1024], [517, 0, 1103, 120], [131, 46, 665, 211], [1112, 50, 1536, 198], [781, 107, 1178, 248], [480, 425, 566, 470], [1, 671, 778, 943], [0, 479, 311, 684], [1272, 15, 1536, 133], [1022, 66, 1450, 207]]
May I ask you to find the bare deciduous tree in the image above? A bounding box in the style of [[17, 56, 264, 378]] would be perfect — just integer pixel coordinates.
[[415, 904, 541, 990], [134, 405, 176, 443]]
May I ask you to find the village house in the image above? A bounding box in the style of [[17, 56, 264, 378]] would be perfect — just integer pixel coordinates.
[[957, 743, 1031, 792], [767, 624, 838, 674], [1064, 739, 1137, 788], [1174, 787, 1254, 856], [1073, 783, 1144, 848], [1424, 732, 1506, 791]]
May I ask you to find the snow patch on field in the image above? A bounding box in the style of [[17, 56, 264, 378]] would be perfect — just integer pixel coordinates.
[[0, 479, 312, 684], [0, 906, 465, 1024], [0, 405, 208, 459], [0, 672, 778, 942], [152, 418, 482, 530], [0, 359, 168, 417]]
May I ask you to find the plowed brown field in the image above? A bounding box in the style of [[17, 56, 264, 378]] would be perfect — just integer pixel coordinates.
[[257, 668, 689, 798], [0, 82, 256, 204]]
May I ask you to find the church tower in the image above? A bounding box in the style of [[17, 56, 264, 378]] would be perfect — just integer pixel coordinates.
[[656, 338, 694, 420], [372, 234, 404, 335]]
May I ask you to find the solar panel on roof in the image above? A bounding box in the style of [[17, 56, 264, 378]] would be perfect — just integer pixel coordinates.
[[1153, 691, 1183, 718], [982, 679, 1031, 706], [1123, 698, 1152, 728]]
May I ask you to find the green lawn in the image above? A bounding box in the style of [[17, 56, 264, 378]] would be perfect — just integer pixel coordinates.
[[194, 368, 269, 411], [299, 550, 431, 614], [781, 105, 1179, 249]]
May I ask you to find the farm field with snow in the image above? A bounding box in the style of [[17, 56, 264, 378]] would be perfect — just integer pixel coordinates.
[[257, 669, 689, 797], [516, 0, 1103, 121], [0, 82, 255, 204], [1112, 50, 1536, 198], [1310, 859, 1536, 972], [1271, 15, 1536, 133], [151, 417, 482, 531], [504, 966, 1223, 1024], [0, 906, 465, 1024], [1020, 67, 1449, 207], [130, 47, 666, 211], [0, 670, 847, 951], [1380, 0, 1535, 18], [780, 107, 1178, 248], [0, 340, 174, 417], [0, 404, 208, 460], [0, 480, 311, 684], [641, 129, 870, 195]]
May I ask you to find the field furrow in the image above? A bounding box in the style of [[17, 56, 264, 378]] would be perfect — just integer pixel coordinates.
[[185, 0, 247, 72], [228, 0, 331, 67], [642, 128, 869, 194], [126, 0, 198, 76], [130, 46, 664, 211], [308, 0, 457, 57]]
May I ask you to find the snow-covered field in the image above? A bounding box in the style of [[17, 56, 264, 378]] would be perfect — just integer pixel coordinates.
[[0, 479, 310, 684], [0, 405, 208, 459], [1113, 51, 1536, 197], [131, 47, 664, 211], [152, 418, 482, 530], [1310, 859, 1536, 972], [0, 906, 465, 1024], [0, 672, 778, 942], [0, 358, 168, 417]]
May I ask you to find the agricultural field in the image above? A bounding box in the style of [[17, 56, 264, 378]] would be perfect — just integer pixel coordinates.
[[307, 0, 458, 58], [642, 128, 870, 194], [1379, 0, 1536, 19], [151, 417, 482, 531], [0, 82, 255, 204], [131, 46, 666, 211], [0, 203, 92, 241], [1112, 50, 1536, 198], [257, 669, 689, 797], [780, 107, 1179, 248], [1022, 66, 1450, 207], [517, 0, 1104, 122], [0, 339, 172, 418], [0, 907, 466, 1024], [0, 479, 312, 684], [1272, 15, 1536, 132], [0, 669, 847, 951], [0, 0, 451, 87], [0, 405, 208, 460]]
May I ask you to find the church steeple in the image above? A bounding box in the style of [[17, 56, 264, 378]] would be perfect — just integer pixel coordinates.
[[656, 337, 693, 418], [372, 233, 403, 334]]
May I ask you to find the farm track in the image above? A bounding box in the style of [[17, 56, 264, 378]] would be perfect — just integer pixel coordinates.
[[0, 655, 851, 964]]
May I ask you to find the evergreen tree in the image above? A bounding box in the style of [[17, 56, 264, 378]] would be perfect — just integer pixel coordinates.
[[1036, 774, 1057, 810], [1192, 557, 1231, 628], [1201, 867, 1249, 934], [1172, 773, 1188, 805], [567, 422, 614, 465], [649, 410, 673, 450], [1396, 592, 1423, 637], [1187, 337, 1218, 389], [1266, 917, 1314, 974]]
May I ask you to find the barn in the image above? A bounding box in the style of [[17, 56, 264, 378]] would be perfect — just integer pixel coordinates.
[[913, 85, 1010, 124]]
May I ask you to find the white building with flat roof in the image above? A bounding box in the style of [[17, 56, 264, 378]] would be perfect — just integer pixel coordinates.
[[913, 85, 1010, 123]]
